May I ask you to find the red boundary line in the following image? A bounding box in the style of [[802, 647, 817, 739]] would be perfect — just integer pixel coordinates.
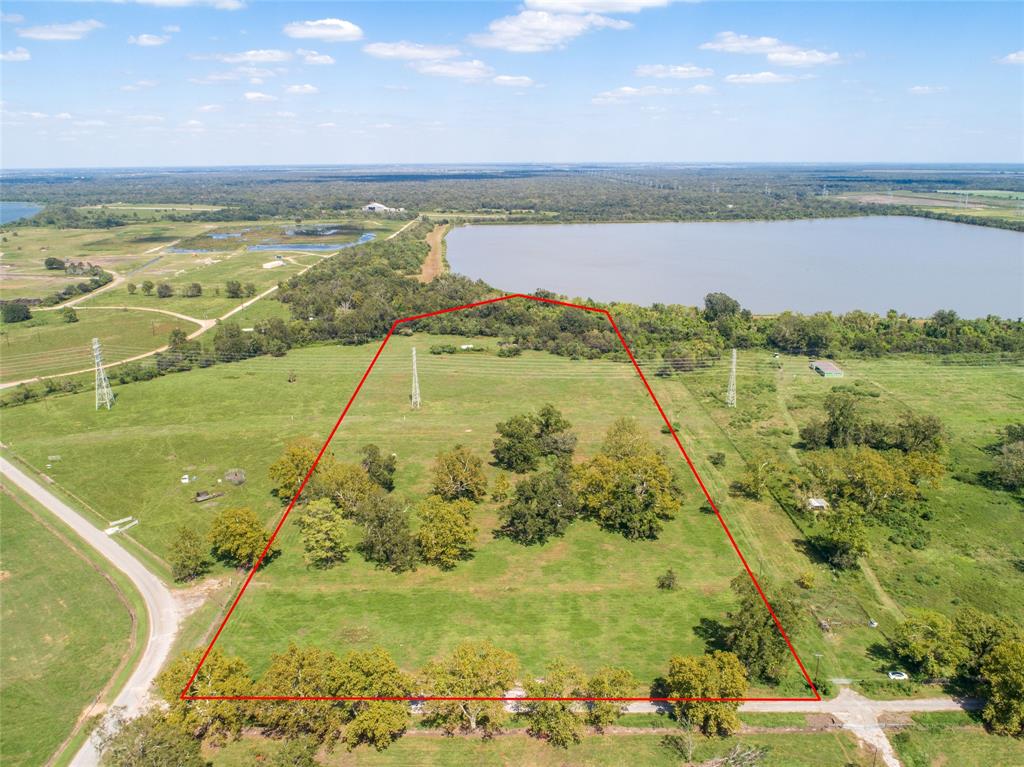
[[180, 293, 820, 703]]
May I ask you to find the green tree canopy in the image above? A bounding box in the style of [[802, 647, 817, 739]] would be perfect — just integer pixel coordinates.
[[252, 644, 347, 743], [431, 445, 488, 502], [361, 444, 397, 491], [724, 574, 805, 683], [99, 709, 206, 767], [355, 492, 417, 572], [665, 651, 748, 736], [207, 507, 272, 568], [980, 639, 1024, 736], [157, 648, 252, 743], [498, 464, 578, 545], [420, 640, 519, 736], [337, 647, 413, 750], [890, 610, 968, 679], [522, 660, 585, 748], [415, 495, 477, 569], [170, 525, 210, 582], [584, 667, 636, 731], [297, 498, 350, 568]]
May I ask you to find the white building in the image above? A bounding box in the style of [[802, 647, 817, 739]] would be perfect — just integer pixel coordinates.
[[362, 202, 403, 213]]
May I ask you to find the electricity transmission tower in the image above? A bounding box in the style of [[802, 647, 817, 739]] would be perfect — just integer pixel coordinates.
[[93, 338, 114, 410], [410, 347, 421, 410], [725, 348, 737, 408]]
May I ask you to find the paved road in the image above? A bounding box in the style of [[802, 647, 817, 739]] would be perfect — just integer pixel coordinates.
[[0, 457, 179, 767]]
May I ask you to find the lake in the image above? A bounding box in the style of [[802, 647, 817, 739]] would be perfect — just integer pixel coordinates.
[[0, 201, 43, 225], [446, 216, 1024, 318]]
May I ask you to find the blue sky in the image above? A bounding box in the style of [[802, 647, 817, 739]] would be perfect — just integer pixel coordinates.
[[1, 1, 1022, 168]]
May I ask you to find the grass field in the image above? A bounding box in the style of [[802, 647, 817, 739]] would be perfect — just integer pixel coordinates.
[[0, 307, 199, 383], [840, 191, 1024, 225], [3, 336, 1021, 697], [890, 712, 1024, 767], [677, 352, 1024, 686], [1, 335, 766, 687], [0, 222, 216, 301], [209, 730, 873, 766], [0, 482, 135, 767]]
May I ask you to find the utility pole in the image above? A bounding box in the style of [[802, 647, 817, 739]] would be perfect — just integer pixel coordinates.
[[410, 347, 421, 410], [93, 338, 114, 410], [726, 348, 737, 408]]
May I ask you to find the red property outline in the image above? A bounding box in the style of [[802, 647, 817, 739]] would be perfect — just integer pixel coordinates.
[[180, 293, 821, 703]]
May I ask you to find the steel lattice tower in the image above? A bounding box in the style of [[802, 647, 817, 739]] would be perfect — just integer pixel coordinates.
[[410, 347, 421, 410], [725, 348, 737, 408], [93, 337, 114, 410]]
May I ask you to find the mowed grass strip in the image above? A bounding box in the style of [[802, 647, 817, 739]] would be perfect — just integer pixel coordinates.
[[0, 485, 134, 767], [209, 730, 874, 766], [0, 308, 199, 383]]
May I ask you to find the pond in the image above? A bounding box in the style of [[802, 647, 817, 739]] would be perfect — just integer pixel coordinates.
[[0, 201, 43, 225], [247, 232, 377, 252], [445, 216, 1023, 318]]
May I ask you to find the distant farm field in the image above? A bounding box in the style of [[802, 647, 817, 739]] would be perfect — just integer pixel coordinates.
[[0, 307, 199, 384], [0, 483, 134, 767]]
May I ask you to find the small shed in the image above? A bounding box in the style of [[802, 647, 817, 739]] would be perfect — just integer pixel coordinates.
[[807, 497, 830, 512], [224, 469, 246, 485], [810, 360, 844, 377]]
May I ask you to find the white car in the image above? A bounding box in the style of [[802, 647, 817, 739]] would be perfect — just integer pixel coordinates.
[[888, 671, 909, 681]]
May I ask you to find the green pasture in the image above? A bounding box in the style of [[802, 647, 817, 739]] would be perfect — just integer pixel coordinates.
[[891, 712, 1024, 767], [0, 483, 134, 767], [210, 730, 873, 767], [0, 307, 198, 383]]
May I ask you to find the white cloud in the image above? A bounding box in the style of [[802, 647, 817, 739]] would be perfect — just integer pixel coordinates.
[[17, 20, 103, 41], [121, 79, 159, 91], [634, 64, 712, 79], [285, 83, 318, 95], [999, 50, 1024, 65], [525, 0, 670, 11], [592, 84, 676, 104], [470, 10, 630, 53], [216, 49, 291, 64], [363, 41, 461, 61], [410, 58, 494, 81], [55, 112, 72, 119], [276, 111, 297, 118], [283, 18, 363, 43], [127, 114, 165, 123], [129, 33, 171, 46], [701, 31, 839, 68], [244, 91, 276, 102], [493, 75, 534, 87], [317, 122, 337, 128], [0, 47, 31, 62], [190, 72, 239, 85], [724, 71, 801, 84], [131, 0, 244, 9], [198, 104, 223, 112], [75, 119, 108, 127], [297, 48, 334, 65], [1, 13, 25, 23], [688, 83, 715, 95], [908, 85, 947, 95], [163, 25, 181, 33]]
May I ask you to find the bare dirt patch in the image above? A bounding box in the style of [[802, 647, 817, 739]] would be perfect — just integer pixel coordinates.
[[418, 224, 447, 283]]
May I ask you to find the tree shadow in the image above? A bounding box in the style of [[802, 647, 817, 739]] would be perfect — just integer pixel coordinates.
[[693, 617, 729, 652]]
